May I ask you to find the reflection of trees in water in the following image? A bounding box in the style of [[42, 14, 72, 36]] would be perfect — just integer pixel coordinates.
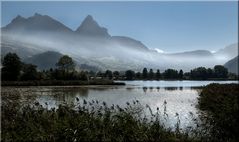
[[51, 87, 89, 103], [126, 87, 134, 91], [142, 86, 192, 93], [179, 87, 183, 90], [164, 87, 178, 91], [149, 87, 154, 92], [89, 87, 115, 91], [143, 87, 148, 93], [156, 87, 160, 92]]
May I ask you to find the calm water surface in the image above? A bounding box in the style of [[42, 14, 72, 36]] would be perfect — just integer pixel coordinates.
[[2, 80, 238, 128]]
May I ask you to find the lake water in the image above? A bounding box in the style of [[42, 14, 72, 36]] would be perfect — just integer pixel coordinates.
[[2, 80, 238, 129]]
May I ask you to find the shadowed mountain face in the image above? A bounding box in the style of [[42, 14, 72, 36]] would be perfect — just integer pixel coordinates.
[[23, 51, 63, 70], [224, 56, 238, 75], [2, 13, 73, 34], [111, 36, 148, 51], [169, 50, 213, 57], [76, 15, 110, 38], [1, 13, 238, 71]]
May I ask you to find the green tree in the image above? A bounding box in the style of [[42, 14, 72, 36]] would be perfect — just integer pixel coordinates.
[[96, 71, 104, 78], [56, 55, 75, 72], [149, 69, 154, 80], [2, 53, 22, 81], [142, 68, 148, 79], [88, 71, 96, 78], [163, 69, 178, 79], [156, 69, 161, 80], [213, 65, 228, 78], [179, 69, 183, 79], [21, 64, 38, 80], [125, 70, 135, 80], [190, 67, 207, 80], [207, 68, 213, 78], [105, 70, 113, 79], [135, 72, 141, 79], [113, 71, 120, 80], [79, 71, 88, 81]]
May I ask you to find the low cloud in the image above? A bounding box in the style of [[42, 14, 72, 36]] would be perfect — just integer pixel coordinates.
[[154, 48, 164, 53]]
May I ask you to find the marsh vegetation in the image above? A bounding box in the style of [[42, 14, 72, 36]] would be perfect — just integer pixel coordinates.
[[1, 83, 238, 141]]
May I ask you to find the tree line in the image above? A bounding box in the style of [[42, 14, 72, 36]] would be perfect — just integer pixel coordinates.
[[105, 66, 234, 80], [1, 52, 237, 81], [1, 53, 88, 81]]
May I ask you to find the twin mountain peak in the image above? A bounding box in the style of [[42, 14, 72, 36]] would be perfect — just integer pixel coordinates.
[[3, 13, 110, 37]]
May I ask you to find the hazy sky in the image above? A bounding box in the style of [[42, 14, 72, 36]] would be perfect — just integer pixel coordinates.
[[1, 1, 238, 53]]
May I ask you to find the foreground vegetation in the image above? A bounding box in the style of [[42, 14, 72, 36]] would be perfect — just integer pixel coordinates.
[[198, 83, 239, 142], [1, 83, 238, 141], [2, 96, 196, 141]]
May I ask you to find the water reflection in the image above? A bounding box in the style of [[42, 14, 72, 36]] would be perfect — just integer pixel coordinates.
[[149, 87, 154, 92], [156, 87, 160, 92], [179, 87, 183, 90], [50, 87, 89, 97], [126, 87, 134, 91], [141, 86, 199, 93], [164, 87, 178, 91], [143, 87, 147, 93]]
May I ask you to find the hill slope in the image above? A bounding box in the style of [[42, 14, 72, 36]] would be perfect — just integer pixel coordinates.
[[224, 56, 238, 75], [24, 51, 63, 70]]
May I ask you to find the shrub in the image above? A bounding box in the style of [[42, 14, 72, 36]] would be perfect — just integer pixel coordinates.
[[198, 83, 239, 141]]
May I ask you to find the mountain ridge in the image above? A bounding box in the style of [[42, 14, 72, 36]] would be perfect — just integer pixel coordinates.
[[2, 13, 73, 34], [1, 13, 238, 71], [76, 15, 110, 37]]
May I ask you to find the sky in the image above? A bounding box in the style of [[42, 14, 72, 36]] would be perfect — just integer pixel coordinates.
[[1, 1, 238, 53]]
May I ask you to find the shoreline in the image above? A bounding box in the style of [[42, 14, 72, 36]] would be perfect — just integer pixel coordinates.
[[116, 79, 239, 81], [1, 79, 238, 87], [1, 80, 125, 86]]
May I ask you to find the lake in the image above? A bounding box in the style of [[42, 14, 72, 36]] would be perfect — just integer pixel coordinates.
[[2, 80, 238, 129]]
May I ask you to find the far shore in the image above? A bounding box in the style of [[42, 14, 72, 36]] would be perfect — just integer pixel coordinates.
[[1, 79, 238, 86], [117, 79, 239, 81], [1, 80, 125, 86]]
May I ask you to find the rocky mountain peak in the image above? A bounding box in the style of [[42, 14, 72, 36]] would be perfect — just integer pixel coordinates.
[[76, 15, 110, 37]]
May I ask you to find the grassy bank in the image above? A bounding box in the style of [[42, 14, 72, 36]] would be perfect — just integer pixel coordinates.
[[2, 96, 197, 142], [198, 83, 239, 142], [1, 79, 125, 86]]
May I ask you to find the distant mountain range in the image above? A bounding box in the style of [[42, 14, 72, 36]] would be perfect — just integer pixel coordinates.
[[1, 13, 238, 72]]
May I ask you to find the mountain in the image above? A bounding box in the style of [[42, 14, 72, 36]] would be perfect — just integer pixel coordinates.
[[24, 51, 63, 70], [169, 50, 213, 57], [224, 56, 238, 75], [112, 36, 148, 51], [76, 15, 110, 38], [1, 14, 151, 70], [2, 13, 73, 34], [1, 13, 238, 71]]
